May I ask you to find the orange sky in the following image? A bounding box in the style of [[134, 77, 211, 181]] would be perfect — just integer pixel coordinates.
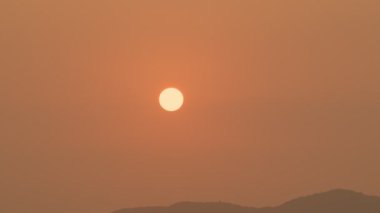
[[1, 1, 380, 213]]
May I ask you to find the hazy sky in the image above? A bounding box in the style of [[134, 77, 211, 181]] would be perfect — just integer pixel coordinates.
[[1, 1, 380, 213]]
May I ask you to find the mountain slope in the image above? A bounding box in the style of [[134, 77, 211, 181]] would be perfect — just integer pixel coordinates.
[[268, 189, 380, 213]]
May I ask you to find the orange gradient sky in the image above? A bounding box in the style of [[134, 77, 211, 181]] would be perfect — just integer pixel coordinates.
[[1, 1, 380, 213]]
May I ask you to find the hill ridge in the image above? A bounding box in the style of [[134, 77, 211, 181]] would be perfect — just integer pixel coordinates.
[[113, 189, 380, 213]]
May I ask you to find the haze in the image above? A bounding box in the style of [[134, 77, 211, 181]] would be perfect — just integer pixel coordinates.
[[1, 1, 379, 213]]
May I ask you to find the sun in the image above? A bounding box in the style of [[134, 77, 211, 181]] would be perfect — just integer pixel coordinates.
[[159, 88, 184, 112]]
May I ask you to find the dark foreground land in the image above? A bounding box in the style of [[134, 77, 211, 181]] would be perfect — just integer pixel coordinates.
[[114, 189, 380, 213]]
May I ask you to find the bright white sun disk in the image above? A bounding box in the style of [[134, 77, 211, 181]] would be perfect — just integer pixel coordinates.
[[159, 88, 184, 111]]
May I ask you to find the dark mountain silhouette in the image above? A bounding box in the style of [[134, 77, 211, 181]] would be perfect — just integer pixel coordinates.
[[113, 189, 380, 213]]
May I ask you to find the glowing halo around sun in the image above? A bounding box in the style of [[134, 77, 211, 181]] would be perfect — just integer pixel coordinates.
[[159, 88, 184, 112]]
